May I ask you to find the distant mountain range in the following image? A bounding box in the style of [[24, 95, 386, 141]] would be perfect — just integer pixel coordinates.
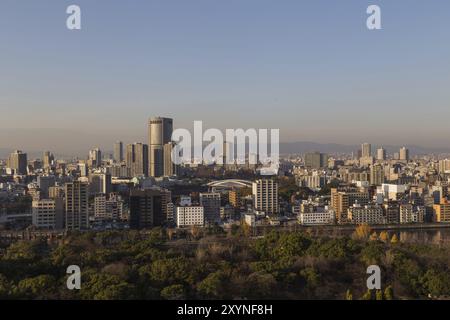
[[279, 142, 450, 156]]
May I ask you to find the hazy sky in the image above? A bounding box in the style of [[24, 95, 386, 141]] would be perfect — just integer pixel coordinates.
[[1, 0, 450, 154]]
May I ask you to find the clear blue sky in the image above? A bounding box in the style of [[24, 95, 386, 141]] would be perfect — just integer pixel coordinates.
[[1, 0, 450, 153]]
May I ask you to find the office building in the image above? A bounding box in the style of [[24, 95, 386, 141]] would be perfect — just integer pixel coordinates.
[[114, 141, 123, 163], [163, 142, 178, 176], [88, 148, 102, 168], [176, 206, 204, 227], [377, 147, 386, 161], [148, 117, 173, 177], [126, 143, 149, 177], [7, 150, 27, 175], [43, 151, 54, 170], [304, 152, 328, 169], [399, 147, 409, 162]]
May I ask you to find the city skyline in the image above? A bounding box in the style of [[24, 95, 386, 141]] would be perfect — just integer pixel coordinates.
[[2, 0, 450, 150]]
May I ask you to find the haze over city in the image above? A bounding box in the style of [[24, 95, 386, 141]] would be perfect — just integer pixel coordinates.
[[2, 0, 450, 153], [3, 0, 450, 305]]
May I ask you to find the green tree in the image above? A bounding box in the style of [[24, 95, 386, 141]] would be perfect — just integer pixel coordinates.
[[345, 289, 353, 300], [300, 268, 320, 291], [244, 272, 277, 299], [145, 257, 194, 286], [361, 290, 373, 300], [82, 273, 135, 300], [160, 284, 186, 300], [421, 269, 450, 298], [375, 290, 383, 300], [16, 275, 57, 299], [197, 271, 227, 299], [0, 274, 12, 299], [384, 285, 394, 300]]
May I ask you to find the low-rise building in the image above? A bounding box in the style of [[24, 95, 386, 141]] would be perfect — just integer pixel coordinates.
[[348, 204, 385, 225], [400, 204, 425, 224], [176, 206, 204, 227], [299, 210, 335, 225]]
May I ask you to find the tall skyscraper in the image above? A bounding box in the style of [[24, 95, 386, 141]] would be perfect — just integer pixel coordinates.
[[126, 143, 149, 177], [43, 151, 54, 170], [148, 117, 173, 177], [163, 142, 178, 176], [399, 147, 409, 161], [114, 141, 123, 163], [252, 179, 279, 215], [376, 147, 386, 161], [88, 148, 102, 168], [361, 143, 372, 158], [65, 181, 89, 230], [7, 150, 27, 175]]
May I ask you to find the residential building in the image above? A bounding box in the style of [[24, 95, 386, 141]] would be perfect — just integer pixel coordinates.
[[252, 179, 279, 215], [65, 181, 89, 230]]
